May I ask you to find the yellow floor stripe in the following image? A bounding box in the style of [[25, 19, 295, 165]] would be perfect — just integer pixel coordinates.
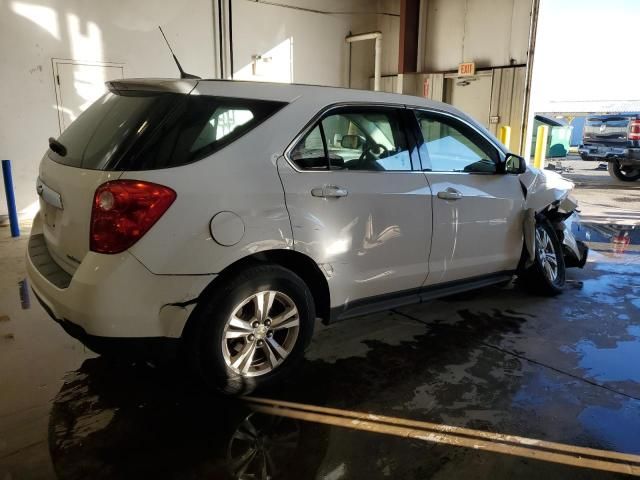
[[244, 397, 640, 476]]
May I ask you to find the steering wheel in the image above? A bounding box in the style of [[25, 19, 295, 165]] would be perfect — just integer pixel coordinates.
[[357, 142, 389, 168]]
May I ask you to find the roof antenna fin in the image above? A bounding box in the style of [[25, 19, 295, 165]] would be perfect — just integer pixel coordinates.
[[158, 26, 200, 79]]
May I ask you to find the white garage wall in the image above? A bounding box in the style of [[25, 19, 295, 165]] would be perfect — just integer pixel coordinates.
[[230, 0, 392, 88], [0, 0, 388, 218], [231, 1, 351, 86], [0, 0, 216, 217], [348, 0, 400, 90], [423, 0, 531, 72]]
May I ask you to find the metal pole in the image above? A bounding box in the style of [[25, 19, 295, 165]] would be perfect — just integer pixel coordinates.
[[345, 32, 383, 92], [533, 125, 548, 170], [374, 36, 381, 92], [2, 160, 20, 237], [499, 126, 512, 150], [521, 0, 541, 158]]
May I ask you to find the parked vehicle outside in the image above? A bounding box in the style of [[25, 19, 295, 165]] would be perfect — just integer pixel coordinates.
[[27, 79, 589, 394], [579, 113, 640, 181]]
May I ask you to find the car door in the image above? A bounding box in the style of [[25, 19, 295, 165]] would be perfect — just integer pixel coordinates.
[[277, 105, 432, 316], [412, 109, 525, 286]]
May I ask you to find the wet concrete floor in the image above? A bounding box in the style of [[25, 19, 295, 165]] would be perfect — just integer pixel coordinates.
[[1, 221, 640, 479]]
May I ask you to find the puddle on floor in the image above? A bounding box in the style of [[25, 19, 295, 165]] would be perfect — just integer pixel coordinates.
[[572, 222, 640, 255], [575, 326, 640, 383], [579, 400, 640, 454]]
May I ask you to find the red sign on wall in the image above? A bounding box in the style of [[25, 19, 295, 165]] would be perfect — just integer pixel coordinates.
[[458, 62, 476, 77]]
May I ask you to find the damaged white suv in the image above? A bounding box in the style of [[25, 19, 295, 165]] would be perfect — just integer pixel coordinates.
[[27, 79, 588, 394]]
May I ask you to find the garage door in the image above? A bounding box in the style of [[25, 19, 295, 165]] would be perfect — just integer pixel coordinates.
[[445, 73, 492, 128]]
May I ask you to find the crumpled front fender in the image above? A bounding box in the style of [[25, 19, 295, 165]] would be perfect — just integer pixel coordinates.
[[519, 167, 588, 268], [561, 213, 589, 268], [519, 166, 575, 213], [523, 208, 536, 268]]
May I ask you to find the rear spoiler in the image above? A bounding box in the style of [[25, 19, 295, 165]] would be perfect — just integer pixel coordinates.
[[107, 78, 198, 95]]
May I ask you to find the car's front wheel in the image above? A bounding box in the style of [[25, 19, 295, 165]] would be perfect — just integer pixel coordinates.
[[187, 264, 315, 395], [608, 160, 640, 181], [522, 219, 566, 296]]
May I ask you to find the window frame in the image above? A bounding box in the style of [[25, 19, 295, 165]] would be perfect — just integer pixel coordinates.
[[284, 103, 422, 173], [409, 108, 506, 174]]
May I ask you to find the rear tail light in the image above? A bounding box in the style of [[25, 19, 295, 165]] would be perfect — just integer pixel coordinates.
[[629, 120, 640, 141], [90, 180, 176, 254]]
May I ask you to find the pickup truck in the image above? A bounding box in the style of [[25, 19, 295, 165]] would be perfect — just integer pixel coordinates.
[[579, 113, 640, 181]]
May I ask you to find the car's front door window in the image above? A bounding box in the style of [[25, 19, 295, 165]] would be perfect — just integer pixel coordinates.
[[415, 112, 499, 173]]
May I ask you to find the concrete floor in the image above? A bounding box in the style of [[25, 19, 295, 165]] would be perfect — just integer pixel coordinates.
[[1, 162, 640, 479]]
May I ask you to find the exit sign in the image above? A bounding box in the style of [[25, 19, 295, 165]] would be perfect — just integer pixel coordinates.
[[458, 62, 476, 77]]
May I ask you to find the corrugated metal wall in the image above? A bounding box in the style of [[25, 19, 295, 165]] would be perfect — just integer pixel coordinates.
[[489, 66, 527, 152]]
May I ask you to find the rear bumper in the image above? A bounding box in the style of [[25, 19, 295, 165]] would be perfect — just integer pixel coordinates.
[[26, 216, 213, 345], [32, 289, 179, 358], [579, 145, 640, 164]]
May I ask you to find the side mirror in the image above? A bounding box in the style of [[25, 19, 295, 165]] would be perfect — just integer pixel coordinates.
[[340, 134, 363, 149], [505, 153, 527, 174]]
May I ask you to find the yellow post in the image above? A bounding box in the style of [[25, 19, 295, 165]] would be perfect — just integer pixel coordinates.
[[499, 126, 511, 150], [534, 125, 549, 169]]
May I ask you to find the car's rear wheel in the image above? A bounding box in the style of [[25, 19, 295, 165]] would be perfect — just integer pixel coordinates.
[[522, 219, 566, 296], [187, 264, 315, 395], [608, 160, 640, 181]]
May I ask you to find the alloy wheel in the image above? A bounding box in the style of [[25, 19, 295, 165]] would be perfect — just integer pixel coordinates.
[[536, 226, 559, 283], [222, 290, 300, 377]]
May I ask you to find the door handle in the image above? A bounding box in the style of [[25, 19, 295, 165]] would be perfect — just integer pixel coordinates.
[[437, 188, 463, 200], [311, 185, 348, 198]]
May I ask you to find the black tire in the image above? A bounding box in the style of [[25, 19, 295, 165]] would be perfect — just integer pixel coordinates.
[[186, 264, 315, 395], [580, 154, 591, 161], [522, 219, 566, 296], [608, 160, 640, 181]]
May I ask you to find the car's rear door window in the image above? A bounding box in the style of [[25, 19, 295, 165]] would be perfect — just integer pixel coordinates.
[[290, 107, 412, 171], [289, 125, 329, 170]]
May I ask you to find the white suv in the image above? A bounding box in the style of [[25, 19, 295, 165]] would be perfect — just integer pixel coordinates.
[[27, 79, 588, 394]]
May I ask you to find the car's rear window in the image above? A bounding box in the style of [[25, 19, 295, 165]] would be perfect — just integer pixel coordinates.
[[48, 90, 285, 170]]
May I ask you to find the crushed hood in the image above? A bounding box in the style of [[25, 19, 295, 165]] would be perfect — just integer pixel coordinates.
[[519, 167, 576, 213]]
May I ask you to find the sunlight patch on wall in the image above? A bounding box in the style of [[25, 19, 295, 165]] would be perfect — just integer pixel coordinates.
[[234, 37, 293, 83], [11, 1, 60, 39], [67, 13, 103, 63], [19, 200, 40, 219], [65, 15, 106, 116]]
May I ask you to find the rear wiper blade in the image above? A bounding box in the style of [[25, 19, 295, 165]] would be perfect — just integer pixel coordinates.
[[48, 137, 67, 157]]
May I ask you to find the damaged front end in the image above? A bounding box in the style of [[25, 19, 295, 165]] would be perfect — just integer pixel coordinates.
[[520, 167, 589, 269]]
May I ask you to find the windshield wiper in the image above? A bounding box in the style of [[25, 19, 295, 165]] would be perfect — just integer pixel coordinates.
[[48, 137, 67, 157]]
